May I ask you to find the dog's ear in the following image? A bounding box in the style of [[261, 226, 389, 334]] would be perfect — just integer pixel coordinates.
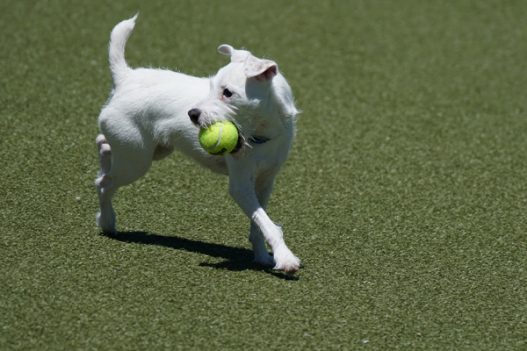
[[218, 44, 251, 63], [218, 44, 234, 56], [244, 57, 278, 81], [218, 44, 278, 80]]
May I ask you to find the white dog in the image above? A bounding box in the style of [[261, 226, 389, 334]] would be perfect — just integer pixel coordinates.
[[95, 15, 300, 273]]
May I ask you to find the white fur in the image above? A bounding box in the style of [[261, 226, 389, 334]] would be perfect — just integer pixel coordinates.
[[95, 15, 300, 273]]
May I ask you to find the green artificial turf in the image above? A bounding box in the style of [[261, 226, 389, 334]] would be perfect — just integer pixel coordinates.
[[1, 0, 526, 349]]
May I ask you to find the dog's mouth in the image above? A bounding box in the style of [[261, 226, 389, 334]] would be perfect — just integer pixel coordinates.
[[232, 134, 244, 154]]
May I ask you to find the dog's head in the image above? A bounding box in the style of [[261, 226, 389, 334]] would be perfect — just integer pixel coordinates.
[[188, 44, 298, 151]]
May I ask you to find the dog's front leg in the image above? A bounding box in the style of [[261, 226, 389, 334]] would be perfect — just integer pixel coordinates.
[[227, 159, 300, 273], [249, 172, 279, 266]]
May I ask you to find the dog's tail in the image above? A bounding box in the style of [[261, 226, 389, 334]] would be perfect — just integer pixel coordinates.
[[109, 14, 138, 85]]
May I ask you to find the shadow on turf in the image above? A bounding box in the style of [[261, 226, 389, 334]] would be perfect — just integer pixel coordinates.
[[102, 231, 298, 281]]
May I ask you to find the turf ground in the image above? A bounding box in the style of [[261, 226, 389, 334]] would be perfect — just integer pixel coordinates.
[[1, 0, 527, 350]]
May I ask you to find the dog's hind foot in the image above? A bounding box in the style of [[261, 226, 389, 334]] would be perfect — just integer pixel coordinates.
[[95, 174, 116, 233], [96, 210, 116, 234]]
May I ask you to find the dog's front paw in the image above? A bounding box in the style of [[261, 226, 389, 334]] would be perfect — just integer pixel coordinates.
[[254, 252, 275, 267], [273, 247, 301, 274]]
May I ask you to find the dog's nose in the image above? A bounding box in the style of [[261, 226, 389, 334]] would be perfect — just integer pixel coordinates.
[[188, 108, 202, 124]]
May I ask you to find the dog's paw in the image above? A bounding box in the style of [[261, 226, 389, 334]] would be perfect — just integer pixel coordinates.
[[254, 252, 275, 267], [96, 211, 116, 234], [273, 247, 301, 274]]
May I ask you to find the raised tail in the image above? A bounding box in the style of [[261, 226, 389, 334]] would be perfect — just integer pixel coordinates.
[[109, 14, 138, 85]]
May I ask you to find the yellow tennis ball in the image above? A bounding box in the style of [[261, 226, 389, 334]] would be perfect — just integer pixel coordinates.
[[199, 121, 239, 155]]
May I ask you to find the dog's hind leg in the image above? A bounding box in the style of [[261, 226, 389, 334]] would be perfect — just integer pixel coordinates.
[[94, 132, 154, 233], [95, 134, 116, 233]]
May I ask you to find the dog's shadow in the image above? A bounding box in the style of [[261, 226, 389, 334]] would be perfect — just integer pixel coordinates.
[[102, 231, 298, 280]]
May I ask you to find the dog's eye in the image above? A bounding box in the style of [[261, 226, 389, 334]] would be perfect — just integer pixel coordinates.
[[222, 88, 233, 98]]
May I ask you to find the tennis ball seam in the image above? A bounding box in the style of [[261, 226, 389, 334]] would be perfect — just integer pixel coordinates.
[[214, 123, 223, 149]]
